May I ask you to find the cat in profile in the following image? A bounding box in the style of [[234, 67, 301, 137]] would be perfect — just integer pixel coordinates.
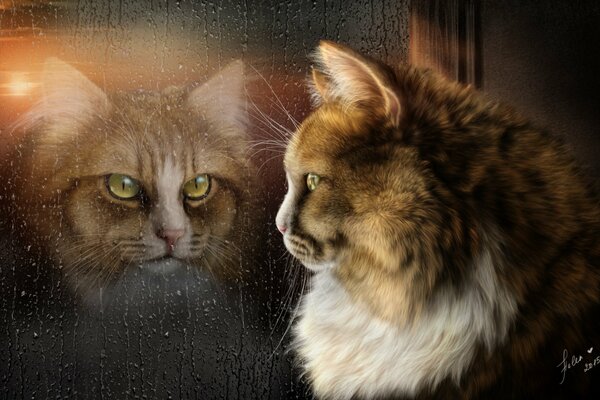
[[276, 41, 600, 399], [0, 59, 260, 298]]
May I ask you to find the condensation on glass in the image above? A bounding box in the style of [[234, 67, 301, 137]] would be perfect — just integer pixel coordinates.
[[0, 1, 409, 398]]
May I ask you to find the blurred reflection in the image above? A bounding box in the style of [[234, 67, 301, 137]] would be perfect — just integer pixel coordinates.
[[0, 0, 409, 398]]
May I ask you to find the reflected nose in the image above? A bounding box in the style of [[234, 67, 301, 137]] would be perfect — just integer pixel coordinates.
[[277, 225, 287, 234], [157, 229, 185, 252]]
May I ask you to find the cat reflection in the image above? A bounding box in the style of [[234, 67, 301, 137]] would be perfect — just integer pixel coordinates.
[[0, 59, 259, 298]]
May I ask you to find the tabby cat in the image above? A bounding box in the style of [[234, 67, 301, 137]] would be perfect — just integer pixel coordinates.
[[276, 41, 600, 399], [0, 59, 258, 297]]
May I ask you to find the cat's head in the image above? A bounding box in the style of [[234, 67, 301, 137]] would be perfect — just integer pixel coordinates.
[[276, 41, 473, 321], [8, 59, 257, 293]]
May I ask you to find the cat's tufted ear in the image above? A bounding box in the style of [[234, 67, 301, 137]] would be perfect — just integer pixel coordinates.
[[187, 60, 248, 132], [40, 58, 110, 127], [309, 67, 334, 104], [310, 40, 402, 127]]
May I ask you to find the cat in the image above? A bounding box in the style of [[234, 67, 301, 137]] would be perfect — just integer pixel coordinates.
[[276, 41, 600, 399], [0, 58, 260, 298]]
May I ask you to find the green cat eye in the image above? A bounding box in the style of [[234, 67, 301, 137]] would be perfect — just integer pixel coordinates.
[[183, 174, 211, 200], [106, 173, 141, 200], [306, 173, 321, 191]]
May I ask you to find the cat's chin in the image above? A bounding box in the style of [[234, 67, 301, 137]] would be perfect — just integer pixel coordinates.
[[141, 256, 187, 275], [300, 259, 337, 273]]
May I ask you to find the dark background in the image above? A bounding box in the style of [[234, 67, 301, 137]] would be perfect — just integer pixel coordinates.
[[0, 0, 598, 399], [481, 0, 600, 179]]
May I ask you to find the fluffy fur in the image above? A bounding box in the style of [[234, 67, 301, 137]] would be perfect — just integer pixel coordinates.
[[295, 247, 517, 399], [276, 41, 600, 399], [0, 59, 259, 296]]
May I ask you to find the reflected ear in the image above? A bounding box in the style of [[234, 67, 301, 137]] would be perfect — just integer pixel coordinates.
[[311, 40, 403, 127], [41, 58, 110, 127], [12, 58, 111, 146], [187, 60, 248, 132], [12, 59, 111, 190]]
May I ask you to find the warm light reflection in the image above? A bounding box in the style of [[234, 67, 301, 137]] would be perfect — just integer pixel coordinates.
[[0, 72, 39, 97], [8, 73, 32, 96]]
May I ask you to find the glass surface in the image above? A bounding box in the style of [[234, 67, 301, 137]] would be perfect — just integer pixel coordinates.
[[0, 1, 409, 398]]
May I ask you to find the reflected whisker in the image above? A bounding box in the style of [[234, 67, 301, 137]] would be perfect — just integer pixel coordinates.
[[257, 152, 286, 174], [269, 254, 306, 360], [246, 63, 300, 129]]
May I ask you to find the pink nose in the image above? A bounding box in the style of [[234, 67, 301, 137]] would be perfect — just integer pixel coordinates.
[[157, 229, 185, 252], [277, 225, 287, 234]]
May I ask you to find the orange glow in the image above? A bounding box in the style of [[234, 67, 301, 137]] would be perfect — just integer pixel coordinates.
[[7, 73, 33, 96], [0, 72, 40, 97]]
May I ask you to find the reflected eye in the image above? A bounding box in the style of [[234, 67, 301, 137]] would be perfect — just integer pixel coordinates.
[[183, 174, 211, 200], [306, 173, 321, 191], [106, 174, 141, 200]]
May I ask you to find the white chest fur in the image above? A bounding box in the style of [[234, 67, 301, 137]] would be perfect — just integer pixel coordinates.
[[293, 250, 517, 400]]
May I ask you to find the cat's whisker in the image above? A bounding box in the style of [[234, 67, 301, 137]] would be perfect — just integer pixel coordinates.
[[269, 254, 306, 360], [197, 247, 220, 282], [274, 250, 290, 263], [267, 252, 298, 335], [218, 243, 241, 272], [247, 144, 287, 157], [247, 98, 294, 139], [103, 242, 136, 289], [246, 63, 300, 129], [247, 139, 288, 152], [249, 108, 293, 143], [265, 97, 300, 130], [119, 243, 146, 248], [248, 148, 286, 161], [204, 243, 238, 269], [257, 152, 286, 174], [204, 239, 242, 265], [69, 233, 111, 238], [248, 147, 286, 156], [70, 242, 121, 274], [208, 235, 242, 252], [248, 107, 292, 136], [69, 242, 124, 290], [247, 138, 288, 147], [268, 258, 296, 339], [248, 118, 291, 146], [61, 241, 107, 260]]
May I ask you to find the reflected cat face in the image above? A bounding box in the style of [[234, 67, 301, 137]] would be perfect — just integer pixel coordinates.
[[6, 59, 256, 293]]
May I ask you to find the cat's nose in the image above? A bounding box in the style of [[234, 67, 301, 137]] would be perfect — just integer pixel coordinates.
[[277, 225, 287, 234], [157, 229, 185, 252]]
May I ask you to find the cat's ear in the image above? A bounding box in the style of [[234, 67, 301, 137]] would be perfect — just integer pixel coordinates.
[[187, 60, 248, 132], [311, 40, 402, 127], [40, 58, 110, 127], [309, 68, 334, 104]]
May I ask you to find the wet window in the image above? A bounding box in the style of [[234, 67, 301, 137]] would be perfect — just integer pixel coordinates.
[[0, 1, 409, 398]]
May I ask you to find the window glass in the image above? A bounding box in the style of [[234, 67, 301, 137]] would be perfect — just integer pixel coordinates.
[[0, 1, 409, 398]]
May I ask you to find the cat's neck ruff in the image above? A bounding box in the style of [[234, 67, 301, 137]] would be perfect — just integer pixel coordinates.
[[293, 248, 518, 400]]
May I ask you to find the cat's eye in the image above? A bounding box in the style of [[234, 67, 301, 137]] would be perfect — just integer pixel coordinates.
[[183, 174, 211, 200], [106, 174, 141, 200], [306, 173, 321, 191]]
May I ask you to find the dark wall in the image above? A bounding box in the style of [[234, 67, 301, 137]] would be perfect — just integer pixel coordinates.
[[481, 0, 600, 179]]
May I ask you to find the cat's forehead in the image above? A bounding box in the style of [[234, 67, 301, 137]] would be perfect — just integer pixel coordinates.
[[86, 96, 236, 181], [286, 104, 370, 173]]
